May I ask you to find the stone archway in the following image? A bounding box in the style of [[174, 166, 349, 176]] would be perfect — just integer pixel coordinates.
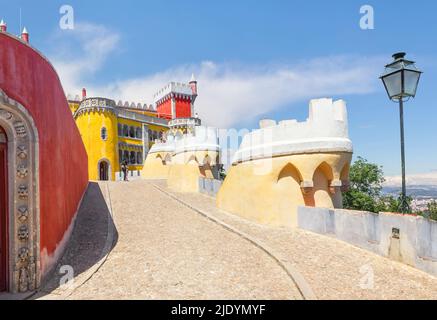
[[0, 90, 40, 293], [98, 159, 111, 181]]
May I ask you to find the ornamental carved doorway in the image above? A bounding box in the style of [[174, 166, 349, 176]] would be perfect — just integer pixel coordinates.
[[0, 126, 7, 292], [0, 90, 40, 293]]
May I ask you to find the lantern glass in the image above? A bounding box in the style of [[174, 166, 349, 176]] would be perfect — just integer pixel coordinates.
[[382, 70, 402, 99], [403, 69, 421, 97], [380, 53, 422, 101]]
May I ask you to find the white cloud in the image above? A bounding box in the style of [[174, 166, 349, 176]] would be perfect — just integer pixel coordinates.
[[50, 22, 385, 128], [384, 172, 437, 187], [50, 22, 120, 95]]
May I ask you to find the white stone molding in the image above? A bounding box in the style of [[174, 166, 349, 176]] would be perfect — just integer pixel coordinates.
[[153, 82, 194, 105], [232, 98, 353, 164]]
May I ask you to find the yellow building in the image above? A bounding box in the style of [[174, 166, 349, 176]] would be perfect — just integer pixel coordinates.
[[69, 96, 169, 181]]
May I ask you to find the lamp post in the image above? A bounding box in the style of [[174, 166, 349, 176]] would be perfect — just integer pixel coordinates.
[[380, 52, 422, 213]]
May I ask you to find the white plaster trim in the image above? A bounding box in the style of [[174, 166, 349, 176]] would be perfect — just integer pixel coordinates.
[[233, 137, 353, 164], [233, 98, 353, 164], [153, 82, 193, 104]]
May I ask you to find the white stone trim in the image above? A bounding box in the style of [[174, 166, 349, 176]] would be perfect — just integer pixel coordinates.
[[232, 98, 353, 164]]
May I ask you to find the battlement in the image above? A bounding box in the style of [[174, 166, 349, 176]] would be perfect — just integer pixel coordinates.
[[233, 98, 353, 164], [149, 126, 220, 156], [67, 93, 157, 112], [154, 82, 194, 104], [116, 100, 156, 111]]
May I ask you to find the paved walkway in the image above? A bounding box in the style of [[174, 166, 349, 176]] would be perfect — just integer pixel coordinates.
[[36, 180, 437, 300], [37, 180, 301, 300]]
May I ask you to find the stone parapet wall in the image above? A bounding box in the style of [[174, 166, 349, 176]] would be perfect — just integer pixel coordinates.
[[199, 178, 223, 197], [298, 206, 437, 276]]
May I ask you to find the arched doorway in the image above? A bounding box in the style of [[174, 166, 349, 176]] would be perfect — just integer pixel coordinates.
[[0, 90, 40, 293], [99, 160, 110, 181], [0, 126, 7, 292]]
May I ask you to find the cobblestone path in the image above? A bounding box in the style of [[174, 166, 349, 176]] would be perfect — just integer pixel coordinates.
[[37, 180, 437, 300], [155, 181, 437, 300], [38, 180, 302, 300]]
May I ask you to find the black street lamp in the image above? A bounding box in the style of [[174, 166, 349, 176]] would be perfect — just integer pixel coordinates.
[[380, 52, 422, 213]]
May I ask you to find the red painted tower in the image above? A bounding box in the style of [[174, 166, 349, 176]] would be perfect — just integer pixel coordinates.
[[154, 76, 198, 120]]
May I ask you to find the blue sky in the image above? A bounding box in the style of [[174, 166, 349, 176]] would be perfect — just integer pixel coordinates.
[[1, 0, 437, 178]]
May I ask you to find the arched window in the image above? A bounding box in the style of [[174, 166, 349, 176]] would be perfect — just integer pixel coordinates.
[[129, 127, 135, 138], [148, 129, 152, 141], [137, 152, 143, 165], [153, 131, 158, 141], [123, 125, 129, 137], [136, 127, 142, 139], [118, 124, 122, 136], [119, 150, 123, 163], [101, 127, 108, 141], [158, 131, 163, 139], [130, 151, 136, 164]]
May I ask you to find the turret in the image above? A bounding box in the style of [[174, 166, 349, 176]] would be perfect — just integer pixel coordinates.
[[82, 88, 87, 100], [189, 73, 198, 97], [0, 20, 7, 32], [21, 27, 29, 43], [189, 74, 198, 117], [154, 79, 197, 120]]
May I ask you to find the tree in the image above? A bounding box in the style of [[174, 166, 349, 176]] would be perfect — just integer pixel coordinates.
[[426, 201, 437, 221], [343, 157, 386, 213], [343, 157, 413, 213]]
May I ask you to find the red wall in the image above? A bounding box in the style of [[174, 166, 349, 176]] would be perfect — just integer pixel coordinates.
[[157, 97, 192, 119], [175, 98, 192, 118], [0, 33, 89, 276], [157, 99, 172, 119]]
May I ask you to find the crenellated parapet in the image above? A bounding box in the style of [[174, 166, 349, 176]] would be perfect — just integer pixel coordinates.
[[74, 97, 117, 117], [233, 98, 352, 164], [154, 82, 195, 105], [142, 124, 221, 192], [217, 98, 353, 229]]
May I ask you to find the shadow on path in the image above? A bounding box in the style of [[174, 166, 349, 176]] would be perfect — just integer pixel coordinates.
[[33, 182, 118, 298]]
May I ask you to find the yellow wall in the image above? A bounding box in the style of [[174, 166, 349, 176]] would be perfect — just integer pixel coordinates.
[[72, 102, 175, 181], [117, 118, 145, 174], [68, 101, 80, 115], [167, 150, 220, 193], [167, 163, 201, 193], [216, 152, 352, 228], [141, 152, 171, 179], [75, 110, 118, 181]]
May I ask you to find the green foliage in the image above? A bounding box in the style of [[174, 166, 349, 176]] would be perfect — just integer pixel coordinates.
[[426, 201, 437, 221], [343, 157, 385, 213], [218, 165, 227, 181], [377, 194, 412, 213], [343, 157, 412, 213]]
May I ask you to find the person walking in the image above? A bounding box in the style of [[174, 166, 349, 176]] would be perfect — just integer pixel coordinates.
[[122, 160, 129, 182]]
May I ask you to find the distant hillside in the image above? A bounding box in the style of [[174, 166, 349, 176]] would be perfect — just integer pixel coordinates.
[[383, 172, 437, 199], [384, 172, 437, 187], [383, 185, 437, 199]]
